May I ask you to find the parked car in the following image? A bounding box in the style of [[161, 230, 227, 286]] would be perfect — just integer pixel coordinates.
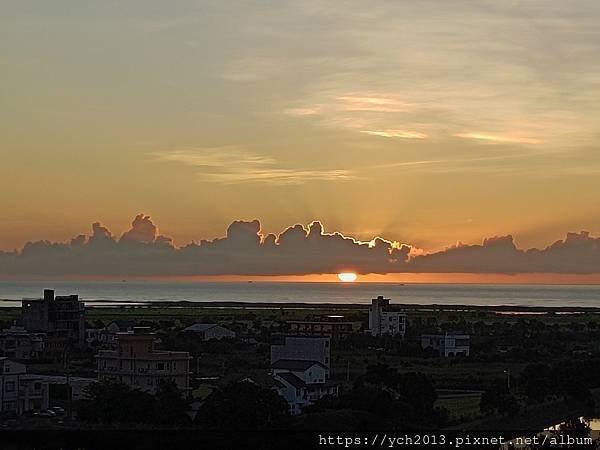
[[50, 406, 65, 416]]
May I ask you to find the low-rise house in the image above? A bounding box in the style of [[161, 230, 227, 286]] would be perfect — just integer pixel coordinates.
[[105, 320, 136, 334], [421, 332, 470, 357], [96, 327, 191, 395], [0, 326, 45, 360], [0, 357, 49, 416], [183, 323, 236, 340], [85, 328, 102, 347], [271, 359, 338, 415], [270, 335, 337, 414], [87, 320, 135, 349]]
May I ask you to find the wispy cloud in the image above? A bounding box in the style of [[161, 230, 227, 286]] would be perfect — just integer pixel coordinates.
[[335, 93, 411, 113], [455, 132, 542, 145], [360, 130, 427, 139], [201, 168, 355, 184], [284, 92, 412, 118], [157, 147, 276, 167], [155, 147, 355, 185], [284, 106, 323, 116]]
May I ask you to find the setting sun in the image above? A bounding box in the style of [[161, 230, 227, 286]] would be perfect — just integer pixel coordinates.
[[337, 272, 358, 282]]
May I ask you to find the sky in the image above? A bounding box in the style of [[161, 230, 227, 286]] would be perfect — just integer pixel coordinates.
[[1, 1, 600, 280]]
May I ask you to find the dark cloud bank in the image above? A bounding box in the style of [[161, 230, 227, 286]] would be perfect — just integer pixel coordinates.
[[0, 214, 599, 277]]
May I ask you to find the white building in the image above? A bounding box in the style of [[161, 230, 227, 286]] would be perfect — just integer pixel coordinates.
[[0, 357, 49, 416], [272, 359, 338, 415], [87, 320, 136, 349], [96, 328, 191, 395], [421, 333, 470, 357], [271, 336, 331, 374], [0, 326, 45, 360], [367, 296, 406, 337], [183, 323, 236, 340], [270, 335, 337, 414]]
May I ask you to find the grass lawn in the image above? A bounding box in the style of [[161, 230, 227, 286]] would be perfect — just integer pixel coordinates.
[[436, 396, 483, 424]]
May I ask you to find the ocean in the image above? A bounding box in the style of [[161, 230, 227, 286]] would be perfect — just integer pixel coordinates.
[[0, 280, 599, 308]]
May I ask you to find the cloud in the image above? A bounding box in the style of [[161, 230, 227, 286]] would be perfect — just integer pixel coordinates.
[[455, 133, 542, 145], [409, 232, 600, 274], [334, 94, 412, 113], [1, 214, 600, 277], [284, 91, 426, 138], [155, 147, 355, 185], [360, 130, 427, 139]]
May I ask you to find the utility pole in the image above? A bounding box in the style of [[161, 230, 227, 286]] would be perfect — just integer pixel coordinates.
[[504, 369, 511, 391], [66, 372, 72, 420]]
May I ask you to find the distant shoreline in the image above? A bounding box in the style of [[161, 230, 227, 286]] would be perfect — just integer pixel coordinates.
[[2, 299, 600, 313]]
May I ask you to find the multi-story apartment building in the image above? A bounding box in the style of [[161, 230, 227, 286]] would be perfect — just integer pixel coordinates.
[[96, 327, 191, 395], [287, 315, 354, 340], [21, 289, 85, 353], [0, 357, 49, 416], [0, 326, 45, 360], [367, 296, 406, 337]]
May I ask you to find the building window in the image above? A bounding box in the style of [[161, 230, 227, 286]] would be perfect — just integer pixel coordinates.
[[5, 381, 15, 392], [4, 401, 16, 411], [156, 363, 165, 371]]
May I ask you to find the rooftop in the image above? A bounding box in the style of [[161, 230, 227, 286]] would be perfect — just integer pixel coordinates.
[[271, 359, 327, 371], [275, 372, 306, 389], [183, 323, 219, 332]]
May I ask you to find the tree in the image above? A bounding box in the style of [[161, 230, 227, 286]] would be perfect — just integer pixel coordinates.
[[310, 365, 441, 428], [196, 381, 289, 430], [521, 363, 552, 403], [359, 365, 437, 418], [561, 377, 591, 403], [154, 380, 190, 425], [497, 394, 520, 417], [77, 382, 155, 424]]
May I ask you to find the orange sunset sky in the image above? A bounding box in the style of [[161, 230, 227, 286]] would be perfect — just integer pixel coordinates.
[[1, 2, 600, 282]]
